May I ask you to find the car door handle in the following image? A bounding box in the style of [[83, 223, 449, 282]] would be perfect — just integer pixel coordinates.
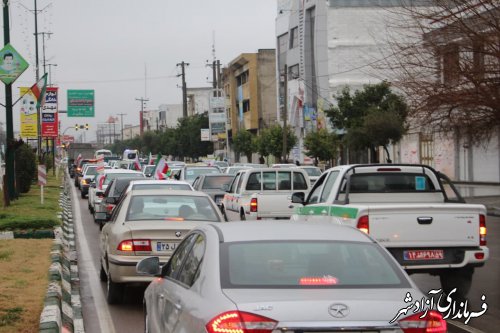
[[417, 217, 433, 224], [158, 293, 165, 299], [173, 302, 182, 310]]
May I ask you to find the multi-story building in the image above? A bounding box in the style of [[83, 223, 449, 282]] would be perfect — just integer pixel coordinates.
[[224, 49, 278, 137], [187, 87, 211, 117], [276, 0, 499, 181]]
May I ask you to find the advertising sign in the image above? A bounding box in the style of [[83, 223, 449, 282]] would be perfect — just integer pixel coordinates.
[[19, 87, 38, 139], [41, 87, 58, 137], [62, 135, 75, 143], [200, 129, 210, 142], [67, 89, 95, 117], [0, 44, 29, 85]]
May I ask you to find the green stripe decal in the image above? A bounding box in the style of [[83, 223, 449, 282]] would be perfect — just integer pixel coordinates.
[[296, 205, 358, 218], [330, 206, 358, 219]]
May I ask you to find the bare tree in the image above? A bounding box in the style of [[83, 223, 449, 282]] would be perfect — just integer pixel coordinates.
[[379, 0, 499, 143]]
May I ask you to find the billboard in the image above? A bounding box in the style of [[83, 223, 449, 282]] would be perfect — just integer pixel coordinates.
[[0, 44, 29, 85], [67, 89, 95, 117], [19, 87, 38, 139], [41, 87, 59, 137]]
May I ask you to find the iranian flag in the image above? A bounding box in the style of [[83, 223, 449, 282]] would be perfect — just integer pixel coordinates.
[[133, 154, 141, 171], [148, 152, 154, 165], [29, 73, 48, 108], [153, 154, 169, 180]]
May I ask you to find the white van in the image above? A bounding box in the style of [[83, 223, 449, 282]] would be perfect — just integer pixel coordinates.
[[221, 168, 310, 221], [122, 149, 139, 161]]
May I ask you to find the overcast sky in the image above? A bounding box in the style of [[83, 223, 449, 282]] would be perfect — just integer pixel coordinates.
[[5, 0, 278, 141]]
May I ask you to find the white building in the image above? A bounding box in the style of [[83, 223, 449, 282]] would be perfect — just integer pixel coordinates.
[[187, 87, 212, 116], [276, 0, 500, 182]]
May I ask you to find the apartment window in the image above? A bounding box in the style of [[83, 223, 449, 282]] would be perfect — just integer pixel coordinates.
[[288, 64, 299, 79], [441, 44, 460, 86], [278, 33, 288, 54], [289, 27, 298, 49], [242, 100, 250, 113], [237, 71, 249, 86]]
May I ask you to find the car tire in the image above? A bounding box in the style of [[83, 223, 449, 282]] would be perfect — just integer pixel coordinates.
[[106, 264, 124, 304], [99, 262, 107, 282], [240, 210, 246, 221], [439, 267, 473, 301], [81, 191, 86, 199]]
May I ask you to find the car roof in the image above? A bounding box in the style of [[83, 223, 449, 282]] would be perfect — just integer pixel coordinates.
[[103, 169, 143, 174], [199, 174, 233, 178], [204, 221, 372, 243], [128, 179, 191, 185], [129, 189, 210, 197]]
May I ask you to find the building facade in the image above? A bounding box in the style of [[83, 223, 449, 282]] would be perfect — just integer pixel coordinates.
[[276, 0, 499, 181], [187, 87, 212, 117], [224, 49, 278, 136]]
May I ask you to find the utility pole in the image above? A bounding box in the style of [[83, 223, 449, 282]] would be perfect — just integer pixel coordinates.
[[47, 63, 57, 86], [37, 31, 52, 74], [177, 61, 189, 118], [117, 113, 126, 141], [135, 98, 148, 136], [33, 0, 42, 161], [3, 0, 15, 203], [282, 65, 288, 163], [216, 59, 222, 90]]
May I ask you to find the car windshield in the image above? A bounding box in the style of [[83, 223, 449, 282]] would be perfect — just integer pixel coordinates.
[[126, 195, 220, 222], [303, 167, 321, 177], [221, 241, 408, 289], [84, 166, 98, 176], [202, 176, 234, 189], [104, 173, 143, 185], [132, 183, 192, 191], [185, 167, 220, 180]]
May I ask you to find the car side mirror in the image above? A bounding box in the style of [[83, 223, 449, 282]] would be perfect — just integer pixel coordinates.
[[221, 184, 230, 192], [291, 192, 305, 204], [136, 257, 161, 276], [91, 182, 96, 188]]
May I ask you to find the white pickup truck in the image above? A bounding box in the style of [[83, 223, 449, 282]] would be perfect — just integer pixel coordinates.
[[221, 168, 310, 221], [291, 164, 489, 298]]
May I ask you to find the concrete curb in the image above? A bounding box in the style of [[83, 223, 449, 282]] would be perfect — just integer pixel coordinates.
[[39, 180, 84, 333]]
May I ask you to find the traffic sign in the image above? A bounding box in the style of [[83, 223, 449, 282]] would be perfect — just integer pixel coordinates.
[[38, 165, 47, 186], [67, 90, 95, 117], [0, 44, 29, 85]]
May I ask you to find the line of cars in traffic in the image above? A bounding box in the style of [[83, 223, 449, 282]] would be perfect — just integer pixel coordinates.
[[67, 155, 452, 332]]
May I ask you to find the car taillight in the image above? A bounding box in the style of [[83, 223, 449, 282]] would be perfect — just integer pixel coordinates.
[[398, 310, 446, 333], [357, 215, 369, 234], [117, 239, 152, 252], [479, 214, 486, 246], [81, 179, 88, 185], [299, 276, 338, 285], [250, 198, 258, 212], [206, 311, 277, 333], [106, 204, 114, 213]]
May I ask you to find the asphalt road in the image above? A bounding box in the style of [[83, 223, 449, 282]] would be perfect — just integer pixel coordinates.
[[71, 180, 499, 333]]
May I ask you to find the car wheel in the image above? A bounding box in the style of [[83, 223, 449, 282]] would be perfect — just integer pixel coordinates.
[[439, 267, 473, 301], [81, 191, 86, 199], [89, 204, 94, 214], [99, 262, 107, 282], [240, 210, 246, 221], [106, 263, 124, 304]]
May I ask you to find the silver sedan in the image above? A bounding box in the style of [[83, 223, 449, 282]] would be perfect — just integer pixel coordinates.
[[100, 189, 224, 304], [137, 221, 447, 333]]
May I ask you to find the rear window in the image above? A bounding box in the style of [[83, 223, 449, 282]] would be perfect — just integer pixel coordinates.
[[202, 176, 234, 189], [104, 173, 143, 185], [132, 183, 192, 191], [342, 173, 437, 193], [85, 166, 98, 176], [221, 241, 408, 289], [126, 195, 220, 222], [185, 167, 220, 181], [303, 167, 321, 177]]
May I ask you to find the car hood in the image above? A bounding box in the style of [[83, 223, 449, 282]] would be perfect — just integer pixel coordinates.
[[222, 288, 423, 327]]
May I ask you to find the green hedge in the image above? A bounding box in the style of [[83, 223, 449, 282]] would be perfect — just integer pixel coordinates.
[[0, 216, 59, 231]]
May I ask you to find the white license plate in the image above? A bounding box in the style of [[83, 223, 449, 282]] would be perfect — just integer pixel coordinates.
[[156, 242, 177, 252], [404, 249, 444, 261]]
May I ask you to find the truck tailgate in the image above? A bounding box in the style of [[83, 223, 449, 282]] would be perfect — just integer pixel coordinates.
[[367, 203, 485, 248], [256, 192, 295, 218]]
